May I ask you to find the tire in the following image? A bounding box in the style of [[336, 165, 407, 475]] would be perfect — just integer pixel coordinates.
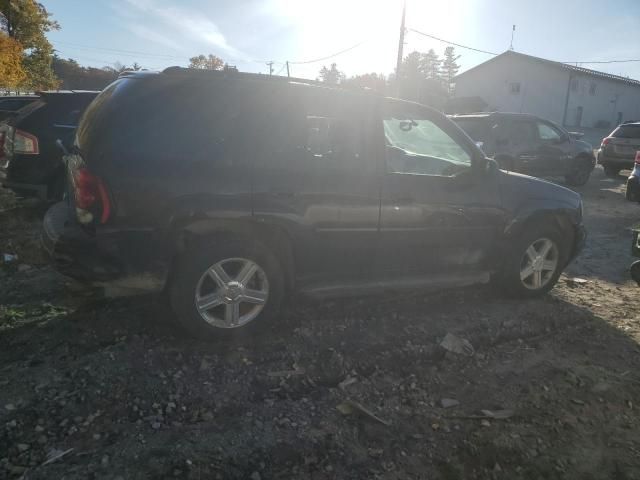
[[631, 261, 640, 286], [564, 159, 592, 186], [499, 224, 567, 298], [169, 237, 285, 339], [603, 165, 621, 177], [626, 179, 639, 202]]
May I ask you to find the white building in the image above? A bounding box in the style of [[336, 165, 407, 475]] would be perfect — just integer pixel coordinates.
[[454, 50, 640, 131]]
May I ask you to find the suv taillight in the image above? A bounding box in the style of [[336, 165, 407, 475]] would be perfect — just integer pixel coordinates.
[[601, 137, 612, 147], [13, 129, 39, 154], [74, 167, 111, 224]]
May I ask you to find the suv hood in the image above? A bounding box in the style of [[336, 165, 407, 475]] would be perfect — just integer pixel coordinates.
[[499, 170, 582, 211]]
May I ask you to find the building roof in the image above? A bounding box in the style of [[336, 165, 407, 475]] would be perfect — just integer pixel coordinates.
[[456, 50, 640, 87]]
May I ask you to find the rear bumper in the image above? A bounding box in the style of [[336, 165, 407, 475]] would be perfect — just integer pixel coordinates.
[[42, 202, 167, 295], [598, 153, 635, 168]]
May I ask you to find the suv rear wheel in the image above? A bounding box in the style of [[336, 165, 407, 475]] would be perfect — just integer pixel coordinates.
[[499, 225, 566, 298], [170, 238, 284, 338]]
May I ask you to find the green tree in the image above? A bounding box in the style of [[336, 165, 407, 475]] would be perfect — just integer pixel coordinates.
[[52, 56, 121, 90], [318, 63, 345, 85], [441, 46, 460, 95], [420, 49, 441, 81], [189, 54, 224, 70], [0, 0, 60, 90], [344, 72, 387, 94]]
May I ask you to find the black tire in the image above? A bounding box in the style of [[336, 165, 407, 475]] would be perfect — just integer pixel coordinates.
[[564, 159, 592, 186], [626, 180, 639, 202], [498, 223, 567, 298], [169, 237, 285, 339], [631, 261, 640, 286], [603, 165, 621, 177]]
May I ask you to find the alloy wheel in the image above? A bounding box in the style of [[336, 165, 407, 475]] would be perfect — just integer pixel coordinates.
[[519, 238, 559, 290], [194, 257, 269, 329]]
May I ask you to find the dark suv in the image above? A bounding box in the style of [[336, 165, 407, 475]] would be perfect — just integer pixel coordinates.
[[451, 113, 596, 186], [43, 69, 585, 338], [598, 122, 640, 177], [0, 90, 99, 200]]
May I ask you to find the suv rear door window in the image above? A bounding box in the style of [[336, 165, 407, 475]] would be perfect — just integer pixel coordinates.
[[257, 87, 374, 174], [453, 118, 490, 143], [509, 121, 537, 146], [612, 125, 640, 138]]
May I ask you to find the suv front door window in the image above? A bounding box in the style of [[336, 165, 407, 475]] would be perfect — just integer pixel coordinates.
[[384, 116, 472, 176], [535, 121, 571, 175]]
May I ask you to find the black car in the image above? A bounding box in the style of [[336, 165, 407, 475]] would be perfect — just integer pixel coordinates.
[[0, 95, 39, 122], [0, 90, 99, 200], [451, 112, 596, 186], [598, 122, 640, 177], [42, 69, 586, 338]]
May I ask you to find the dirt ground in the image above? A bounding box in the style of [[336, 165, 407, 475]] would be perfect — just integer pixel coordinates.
[[1, 167, 640, 480]]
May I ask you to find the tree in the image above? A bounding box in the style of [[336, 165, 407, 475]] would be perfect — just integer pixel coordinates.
[[0, 1, 60, 90], [420, 49, 441, 81], [189, 54, 224, 70], [344, 73, 387, 94], [318, 63, 345, 85], [52, 56, 121, 90], [0, 33, 26, 90], [441, 46, 460, 95]]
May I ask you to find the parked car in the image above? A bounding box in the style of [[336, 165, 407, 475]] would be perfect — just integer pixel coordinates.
[[598, 122, 640, 177], [625, 151, 640, 201], [451, 112, 596, 186], [0, 95, 39, 122], [0, 90, 99, 200], [42, 69, 586, 338]]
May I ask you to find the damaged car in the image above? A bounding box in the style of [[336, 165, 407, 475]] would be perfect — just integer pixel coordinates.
[[43, 68, 586, 338]]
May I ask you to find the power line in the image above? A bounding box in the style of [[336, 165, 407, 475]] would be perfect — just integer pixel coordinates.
[[288, 40, 367, 65], [54, 40, 186, 60], [561, 59, 640, 65], [408, 28, 499, 56]]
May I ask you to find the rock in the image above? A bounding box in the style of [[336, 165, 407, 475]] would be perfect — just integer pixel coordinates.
[[4, 404, 16, 411], [151, 422, 161, 429], [440, 333, 475, 356], [37, 435, 47, 445], [17, 443, 30, 452], [34, 425, 44, 432], [101, 455, 109, 467], [250, 471, 261, 480], [480, 419, 491, 427], [440, 398, 460, 409]]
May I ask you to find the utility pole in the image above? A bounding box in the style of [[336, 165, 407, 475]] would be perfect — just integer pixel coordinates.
[[286, 61, 290, 78], [510, 25, 516, 50], [395, 0, 407, 96], [266, 61, 274, 76]]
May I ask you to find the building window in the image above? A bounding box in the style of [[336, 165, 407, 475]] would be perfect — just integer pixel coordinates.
[[570, 78, 579, 92], [509, 82, 521, 94], [589, 82, 597, 95]]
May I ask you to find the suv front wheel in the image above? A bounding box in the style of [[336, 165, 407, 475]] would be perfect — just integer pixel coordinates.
[[499, 225, 566, 298], [170, 238, 284, 338]]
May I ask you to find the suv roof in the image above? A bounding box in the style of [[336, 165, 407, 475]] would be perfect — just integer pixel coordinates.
[[450, 112, 539, 120]]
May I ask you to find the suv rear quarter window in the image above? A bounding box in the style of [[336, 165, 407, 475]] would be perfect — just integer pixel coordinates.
[[612, 124, 640, 139]]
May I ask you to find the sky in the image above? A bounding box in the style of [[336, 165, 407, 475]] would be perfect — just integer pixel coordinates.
[[46, 0, 640, 81]]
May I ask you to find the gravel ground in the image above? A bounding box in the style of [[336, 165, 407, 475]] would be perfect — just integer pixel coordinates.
[[1, 166, 640, 480]]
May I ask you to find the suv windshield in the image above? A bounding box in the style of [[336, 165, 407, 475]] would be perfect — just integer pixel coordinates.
[[612, 124, 640, 139]]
